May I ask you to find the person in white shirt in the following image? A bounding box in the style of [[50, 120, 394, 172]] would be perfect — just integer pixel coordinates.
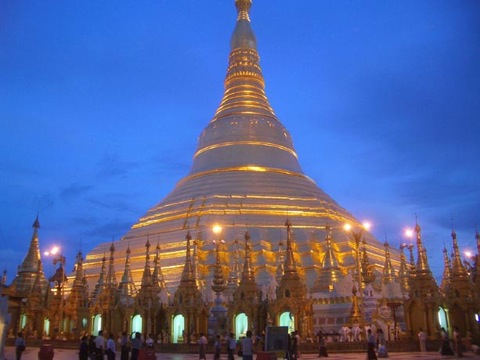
[[146, 334, 155, 348], [198, 333, 207, 360], [94, 330, 105, 360], [106, 333, 116, 360], [417, 329, 427, 353]]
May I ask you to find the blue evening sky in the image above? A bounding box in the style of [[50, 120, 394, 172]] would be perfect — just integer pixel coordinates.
[[1, 1, 479, 282]]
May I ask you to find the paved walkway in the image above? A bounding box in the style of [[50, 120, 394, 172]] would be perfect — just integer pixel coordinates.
[[4, 347, 480, 360]]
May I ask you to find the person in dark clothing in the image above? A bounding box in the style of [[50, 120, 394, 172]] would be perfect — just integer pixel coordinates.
[[366, 329, 378, 360], [131, 332, 142, 360], [88, 335, 97, 360], [14, 332, 26, 360], [120, 331, 130, 360], [440, 327, 454, 356], [317, 331, 328, 357], [79, 336, 89, 360]]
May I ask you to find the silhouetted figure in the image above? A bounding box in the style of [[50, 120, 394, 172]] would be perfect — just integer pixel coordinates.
[[317, 331, 328, 357]]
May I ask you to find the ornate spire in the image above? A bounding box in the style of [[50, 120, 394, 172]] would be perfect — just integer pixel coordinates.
[[191, 0, 302, 177], [276, 220, 307, 299], [211, 240, 226, 294], [118, 246, 137, 299], [241, 231, 254, 281], [348, 284, 362, 326], [398, 244, 410, 295], [382, 240, 395, 284], [313, 226, 343, 292], [141, 239, 153, 287], [275, 239, 285, 284], [180, 231, 196, 284], [1, 269, 6, 286], [64, 251, 89, 331], [227, 237, 241, 288], [414, 221, 431, 272], [106, 242, 117, 287], [361, 238, 375, 283], [9, 215, 48, 295], [450, 229, 468, 278], [92, 254, 106, 302], [232, 231, 259, 305], [440, 246, 451, 293], [284, 219, 298, 274], [152, 241, 169, 298]]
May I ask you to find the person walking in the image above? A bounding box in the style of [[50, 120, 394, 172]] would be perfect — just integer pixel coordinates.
[[119, 331, 129, 360], [366, 329, 377, 360], [14, 332, 26, 360], [95, 330, 106, 360], [106, 333, 116, 360], [453, 326, 463, 357], [198, 333, 208, 360], [241, 331, 254, 360], [79, 335, 89, 360], [88, 335, 97, 360], [214, 335, 222, 360], [376, 329, 388, 358], [417, 329, 426, 352], [290, 331, 298, 360], [131, 332, 142, 360], [227, 333, 236, 360], [317, 331, 328, 357], [440, 327, 454, 356]]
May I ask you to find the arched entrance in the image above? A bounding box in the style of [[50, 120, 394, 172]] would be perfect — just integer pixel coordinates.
[[132, 314, 142, 334], [92, 315, 102, 335], [235, 313, 248, 339], [279, 312, 294, 333], [172, 314, 184, 344], [43, 318, 50, 337], [438, 307, 449, 331]]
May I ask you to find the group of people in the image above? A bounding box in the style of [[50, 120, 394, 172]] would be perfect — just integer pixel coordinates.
[[439, 326, 464, 357], [78, 330, 154, 360]]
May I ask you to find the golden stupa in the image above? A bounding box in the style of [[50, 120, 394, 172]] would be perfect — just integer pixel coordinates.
[[83, 0, 400, 292]]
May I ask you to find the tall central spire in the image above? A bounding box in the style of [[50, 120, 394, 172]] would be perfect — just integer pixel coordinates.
[[190, 0, 302, 176], [85, 0, 400, 295]]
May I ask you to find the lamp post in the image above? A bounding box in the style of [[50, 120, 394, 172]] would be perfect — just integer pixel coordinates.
[[44, 246, 66, 339]]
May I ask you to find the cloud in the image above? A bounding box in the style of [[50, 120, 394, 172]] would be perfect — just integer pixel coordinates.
[[60, 182, 94, 200], [87, 194, 139, 214], [80, 218, 133, 241], [95, 153, 138, 179]]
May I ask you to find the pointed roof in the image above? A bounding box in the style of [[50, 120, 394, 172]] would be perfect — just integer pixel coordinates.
[[450, 230, 468, 278], [398, 245, 410, 294], [382, 241, 395, 284], [313, 227, 344, 293], [440, 246, 451, 293], [118, 246, 137, 299], [91, 254, 106, 302], [9, 216, 48, 296], [276, 220, 307, 299], [106, 242, 117, 287], [140, 239, 153, 287], [275, 239, 285, 283], [152, 242, 169, 297], [65, 251, 89, 315], [414, 222, 431, 273], [233, 231, 260, 304]]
